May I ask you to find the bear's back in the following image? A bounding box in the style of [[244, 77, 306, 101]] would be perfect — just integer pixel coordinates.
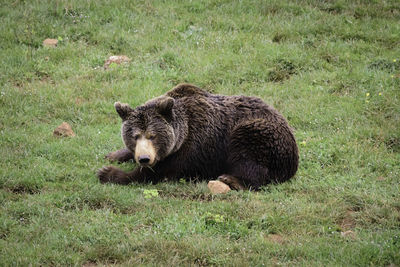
[[166, 84, 284, 126], [166, 83, 210, 99]]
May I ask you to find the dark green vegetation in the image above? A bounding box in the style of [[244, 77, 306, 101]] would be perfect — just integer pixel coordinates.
[[1, 0, 399, 265]]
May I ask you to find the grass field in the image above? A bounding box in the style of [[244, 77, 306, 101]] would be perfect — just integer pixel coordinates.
[[1, 0, 400, 265]]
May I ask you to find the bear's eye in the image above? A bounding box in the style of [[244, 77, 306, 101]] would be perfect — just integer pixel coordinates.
[[148, 134, 156, 140], [133, 134, 140, 140]]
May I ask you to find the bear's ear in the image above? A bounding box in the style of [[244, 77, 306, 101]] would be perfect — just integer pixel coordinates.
[[156, 97, 175, 118], [114, 102, 133, 120]]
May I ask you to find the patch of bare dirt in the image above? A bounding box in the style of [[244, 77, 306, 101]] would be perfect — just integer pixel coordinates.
[[267, 234, 286, 244], [340, 210, 357, 230], [340, 230, 357, 239]]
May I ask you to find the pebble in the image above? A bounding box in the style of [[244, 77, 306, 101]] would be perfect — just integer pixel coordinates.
[[53, 122, 75, 137], [207, 180, 231, 194], [104, 55, 131, 69], [43, 38, 58, 47]]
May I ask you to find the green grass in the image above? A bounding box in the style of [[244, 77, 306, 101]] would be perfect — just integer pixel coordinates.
[[1, 0, 399, 265]]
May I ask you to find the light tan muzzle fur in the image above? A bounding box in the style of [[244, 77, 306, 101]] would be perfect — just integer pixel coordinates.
[[135, 137, 156, 166]]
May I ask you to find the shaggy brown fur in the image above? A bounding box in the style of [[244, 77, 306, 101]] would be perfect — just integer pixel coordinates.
[[98, 83, 298, 190]]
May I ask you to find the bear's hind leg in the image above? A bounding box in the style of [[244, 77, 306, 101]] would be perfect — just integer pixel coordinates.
[[227, 119, 278, 190], [218, 174, 245, 190], [105, 148, 134, 163], [227, 160, 270, 190]]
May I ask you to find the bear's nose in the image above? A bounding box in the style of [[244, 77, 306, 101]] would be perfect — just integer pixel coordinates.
[[138, 155, 151, 164]]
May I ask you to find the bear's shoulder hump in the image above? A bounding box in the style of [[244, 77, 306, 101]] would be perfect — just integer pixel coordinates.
[[166, 83, 210, 99]]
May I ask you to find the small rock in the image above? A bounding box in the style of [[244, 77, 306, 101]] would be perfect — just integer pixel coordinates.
[[207, 180, 231, 194], [341, 230, 357, 239], [104, 55, 131, 69], [53, 122, 75, 137], [43, 38, 58, 47]]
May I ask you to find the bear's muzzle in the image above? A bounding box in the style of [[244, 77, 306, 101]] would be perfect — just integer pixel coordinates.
[[135, 137, 156, 167]]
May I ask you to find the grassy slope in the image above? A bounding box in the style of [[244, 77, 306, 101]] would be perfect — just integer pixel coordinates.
[[0, 0, 399, 265]]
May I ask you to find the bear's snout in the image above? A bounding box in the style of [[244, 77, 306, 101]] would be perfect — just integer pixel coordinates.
[[138, 155, 151, 164], [135, 137, 156, 167]]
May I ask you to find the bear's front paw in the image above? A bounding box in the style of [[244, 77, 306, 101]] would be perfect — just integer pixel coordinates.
[[97, 166, 115, 183], [105, 148, 134, 163], [97, 166, 130, 185]]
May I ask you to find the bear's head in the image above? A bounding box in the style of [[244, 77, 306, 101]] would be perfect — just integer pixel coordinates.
[[114, 96, 177, 167]]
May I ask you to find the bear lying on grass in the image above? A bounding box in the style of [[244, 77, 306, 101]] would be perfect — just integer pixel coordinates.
[[98, 83, 298, 190]]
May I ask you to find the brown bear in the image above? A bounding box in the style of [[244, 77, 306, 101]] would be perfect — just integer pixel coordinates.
[[98, 83, 298, 190]]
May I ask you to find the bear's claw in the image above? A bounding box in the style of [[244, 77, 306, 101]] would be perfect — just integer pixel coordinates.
[[104, 152, 117, 162], [97, 166, 113, 183]]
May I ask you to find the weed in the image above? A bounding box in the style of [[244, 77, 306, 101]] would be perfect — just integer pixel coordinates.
[[143, 189, 159, 199], [268, 59, 298, 82]]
